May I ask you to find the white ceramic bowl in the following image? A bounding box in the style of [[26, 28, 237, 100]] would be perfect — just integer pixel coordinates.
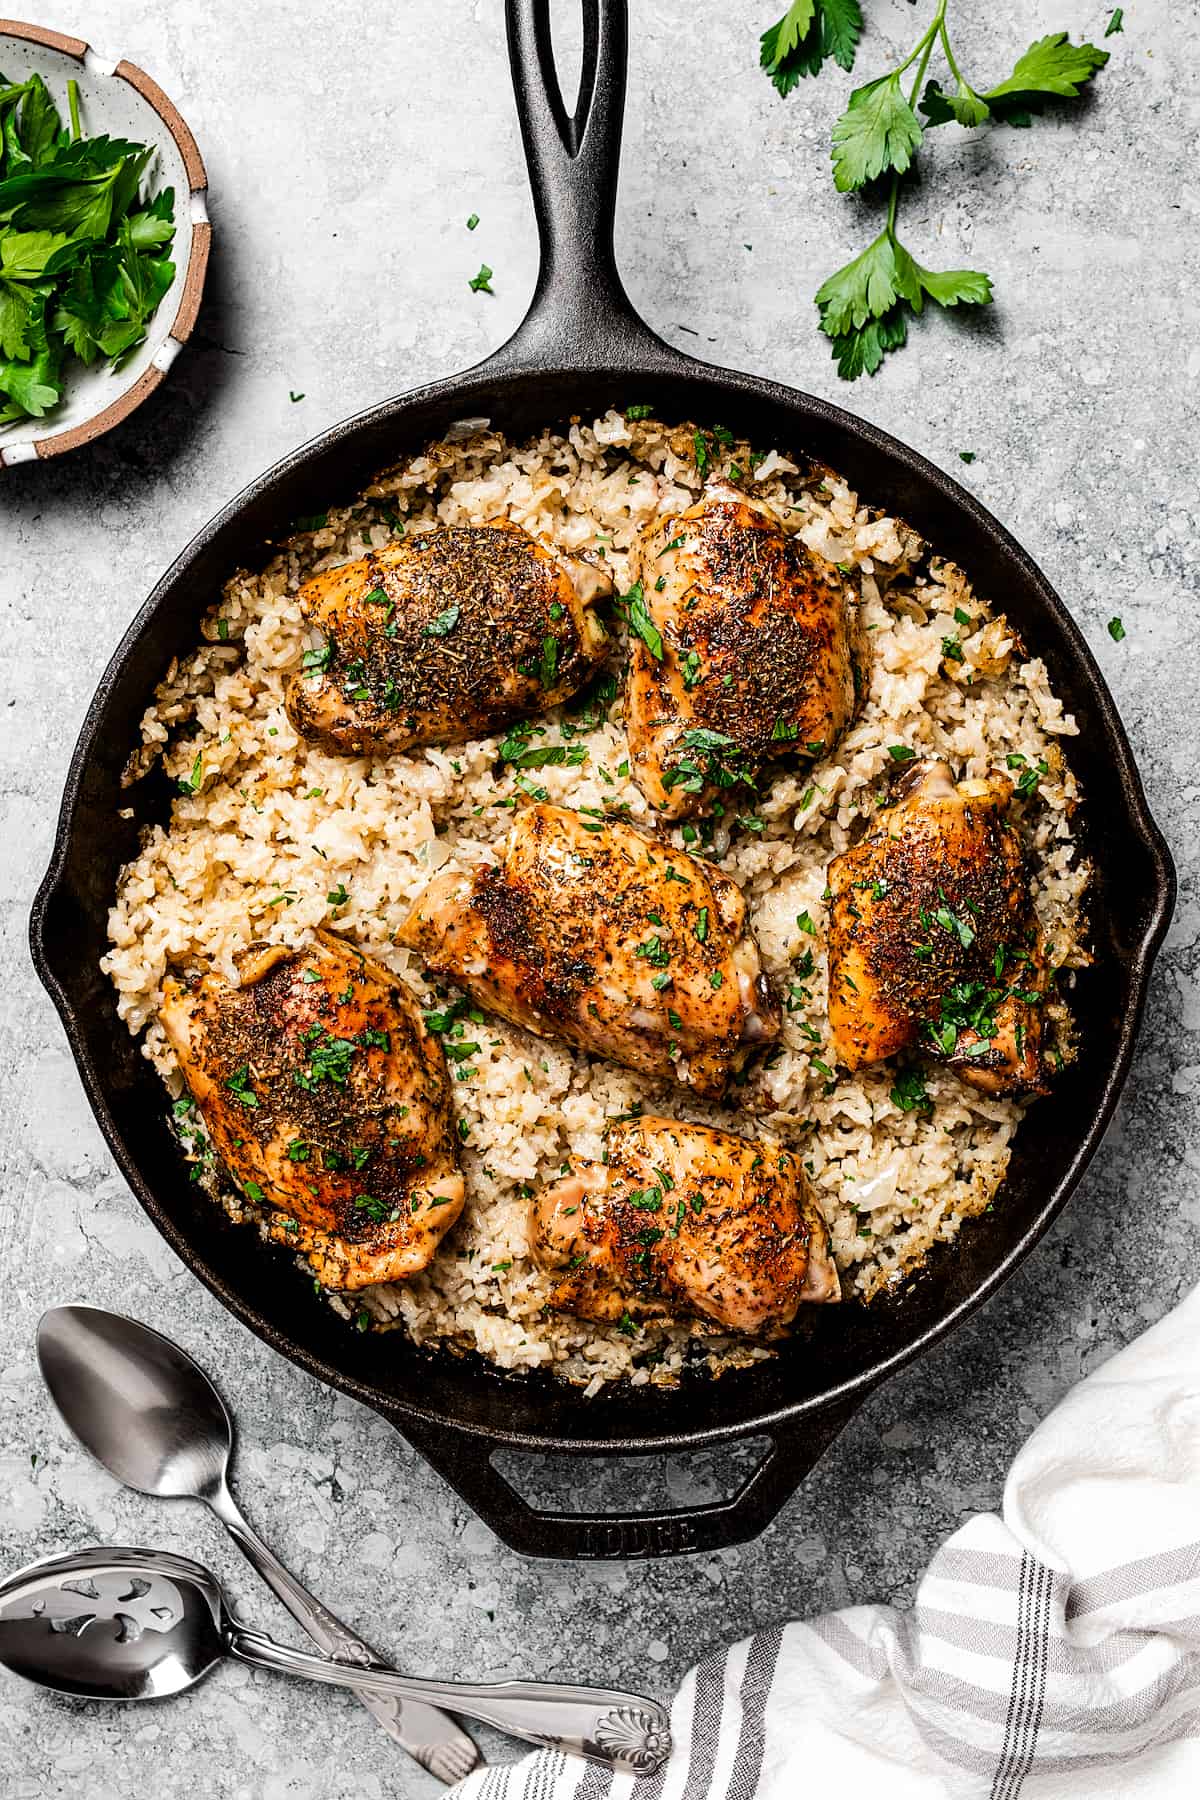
[[0, 18, 210, 466]]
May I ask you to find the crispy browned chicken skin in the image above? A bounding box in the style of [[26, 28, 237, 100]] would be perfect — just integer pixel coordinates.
[[626, 487, 866, 817], [827, 760, 1046, 1094], [159, 931, 464, 1289], [285, 521, 611, 756], [531, 1115, 839, 1333], [398, 804, 780, 1100]]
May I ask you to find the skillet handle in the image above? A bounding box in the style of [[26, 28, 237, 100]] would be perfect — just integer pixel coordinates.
[[497, 0, 681, 371], [388, 1399, 862, 1560]]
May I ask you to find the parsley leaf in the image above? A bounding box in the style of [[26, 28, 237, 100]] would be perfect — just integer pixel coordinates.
[[983, 33, 1109, 116], [1107, 617, 1125, 643], [468, 263, 494, 293], [831, 74, 924, 192], [890, 1067, 933, 1115], [760, 1, 862, 95], [424, 604, 460, 638], [620, 580, 664, 661]]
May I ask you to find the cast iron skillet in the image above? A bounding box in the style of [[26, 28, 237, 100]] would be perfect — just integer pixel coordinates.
[[30, 0, 1174, 1559]]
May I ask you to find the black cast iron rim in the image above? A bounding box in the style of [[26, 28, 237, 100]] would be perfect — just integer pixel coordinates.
[[28, 1, 1176, 1555]]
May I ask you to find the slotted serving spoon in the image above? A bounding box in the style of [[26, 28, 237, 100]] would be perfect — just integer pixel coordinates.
[[0, 1547, 672, 1774]]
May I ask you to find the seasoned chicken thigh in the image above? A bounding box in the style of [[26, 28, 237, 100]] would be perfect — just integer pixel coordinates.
[[159, 931, 464, 1289], [531, 1115, 839, 1333], [626, 487, 865, 817], [285, 521, 611, 756], [398, 804, 780, 1099], [827, 760, 1046, 1094]]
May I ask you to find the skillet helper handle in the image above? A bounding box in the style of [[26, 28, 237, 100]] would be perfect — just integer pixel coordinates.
[[500, 0, 673, 368], [391, 1400, 861, 1560]]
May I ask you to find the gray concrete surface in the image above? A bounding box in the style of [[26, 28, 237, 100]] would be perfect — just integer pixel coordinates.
[[2, 1, 1197, 1794]]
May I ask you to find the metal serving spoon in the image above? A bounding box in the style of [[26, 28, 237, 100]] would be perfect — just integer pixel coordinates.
[[0, 1547, 672, 1773], [36, 1305, 477, 1782]]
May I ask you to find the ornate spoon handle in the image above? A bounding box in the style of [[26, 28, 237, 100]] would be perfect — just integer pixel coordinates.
[[225, 1620, 672, 1775]]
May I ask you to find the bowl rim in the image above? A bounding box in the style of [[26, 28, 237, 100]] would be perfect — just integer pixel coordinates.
[[0, 18, 210, 466]]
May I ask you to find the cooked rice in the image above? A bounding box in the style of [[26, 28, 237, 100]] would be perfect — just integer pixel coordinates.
[[102, 412, 1089, 1390]]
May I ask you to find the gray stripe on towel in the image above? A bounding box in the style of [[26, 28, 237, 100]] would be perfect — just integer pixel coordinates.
[[724, 1625, 784, 1800], [1067, 1544, 1200, 1620]]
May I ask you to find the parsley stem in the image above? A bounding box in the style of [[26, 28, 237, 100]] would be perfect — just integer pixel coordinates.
[[906, 12, 942, 110], [67, 78, 81, 141], [893, 0, 948, 80], [886, 6, 944, 244], [938, 17, 969, 92]]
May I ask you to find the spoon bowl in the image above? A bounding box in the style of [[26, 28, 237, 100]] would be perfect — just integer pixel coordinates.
[[37, 1306, 231, 1500], [0, 1547, 222, 1701]]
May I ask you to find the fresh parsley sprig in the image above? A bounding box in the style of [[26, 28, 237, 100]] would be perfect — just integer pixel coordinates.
[[808, 6, 1108, 378], [760, 1, 863, 94], [0, 71, 177, 423]]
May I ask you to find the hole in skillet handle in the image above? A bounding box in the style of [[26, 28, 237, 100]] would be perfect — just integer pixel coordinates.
[[387, 1399, 864, 1560]]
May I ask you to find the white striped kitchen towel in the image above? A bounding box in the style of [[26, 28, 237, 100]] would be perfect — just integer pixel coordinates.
[[453, 1278, 1200, 1799]]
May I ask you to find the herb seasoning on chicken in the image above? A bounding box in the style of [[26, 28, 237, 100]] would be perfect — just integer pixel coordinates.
[[531, 1115, 840, 1333], [285, 521, 611, 755], [398, 804, 780, 1099], [159, 931, 464, 1287], [625, 486, 866, 816], [827, 760, 1046, 1094]]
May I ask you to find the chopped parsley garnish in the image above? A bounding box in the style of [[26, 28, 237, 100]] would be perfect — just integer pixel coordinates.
[[225, 1064, 258, 1108], [625, 403, 654, 420], [468, 263, 494, 293], [890, 1067, 933, 1115], [796, 910, 817, 936], [662, 726, 752, 797], [694, 906, 709, 943], [931, 890, 975, 950], [466, 212, 480, 229], [424, 604, 461, 637], [887, 743, 916, 762], [177, 751, 204, 796], [941, 635, 964, 664], [620, 580, 663, 660], [925, 979, 1002, 1056], [635, 934, 671, 968], [352, 1193, 396, 1223], [539, 633, 560, 689], [326, 883, 350, 908], [293, 1027, 358, 1089], [1107, 616, 1125, 642], [681, 648, 703, 689]]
